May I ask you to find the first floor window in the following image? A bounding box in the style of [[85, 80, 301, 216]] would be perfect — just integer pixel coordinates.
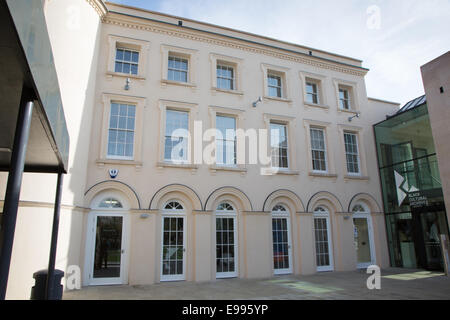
[[107, 103, 135, 159], [268, 74, 282, 98], [344, 132, 360, 174], [270, 122, 288, 168], [115, 48, 139, 75], [306, 82, 319, 104], [168, 55, 188, 82], [216, 115, 236, 166], [165, 109, 189, 162], [339, 88, 351, 110], [217, 64, 235, 90], [310, 127, 327, 172]]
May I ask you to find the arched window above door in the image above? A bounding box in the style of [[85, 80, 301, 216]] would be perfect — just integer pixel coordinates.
[[272, 204, 287, 212], [164, 201, 184, 210], [352, 203, 369, 214], [216, 202, 234, 211], [98, 197, 123, 208]]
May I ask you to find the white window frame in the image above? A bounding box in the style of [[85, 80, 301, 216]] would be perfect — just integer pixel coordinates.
[[161, 45, 197, 87], [343, 131, 361, 175], [215, 114, 237, 167], [168, 55, 189, 83], [303, 119, 337, 178], [333, 79, 359, 113], [271, 204, 293, 275], [164, 109, 190, 163], [337, 124, 368, 179], [310, 127, 328, 173], [157, 100, 198, 167], [98, 94, 145, 166], [270, 122, 289, 169], [215, 202, 238, 279], [262, 114, 298, 175], [299, 71, 328, 109], [261, 64, 291, 102], [107, 35, 149, 80], [313, 206, 334, 272], [161, 201, 187, 282], [210, 53, 243, 94], [106, 102, 136, 161], [352, 202, 376, 269]]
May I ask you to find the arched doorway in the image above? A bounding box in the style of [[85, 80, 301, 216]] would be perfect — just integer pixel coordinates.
[[161, 200, 187, 281], [215, 202, 238, 278], [85, 191, 130, 285], [271, 204, 293, 275], [352, 203, 376, 268], [313, 206, 334, 272]]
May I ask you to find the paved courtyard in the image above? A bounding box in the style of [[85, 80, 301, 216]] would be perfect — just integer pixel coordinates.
[[63, 268, 450, 300]]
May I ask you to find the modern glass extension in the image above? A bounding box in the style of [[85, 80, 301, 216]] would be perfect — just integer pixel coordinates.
[[374, 96, 450, 271]]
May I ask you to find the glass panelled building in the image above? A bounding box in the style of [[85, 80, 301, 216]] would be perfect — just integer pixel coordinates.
[[374, 95, 449, 271]]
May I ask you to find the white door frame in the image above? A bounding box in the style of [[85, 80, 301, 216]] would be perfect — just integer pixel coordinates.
[[85, 211, 130, 286], [353, 205, 376, 269], [160, 212, 187, 282], [314, 207, 334, 272], [215, 205, 238, 279], [271, 206, 293, 275]]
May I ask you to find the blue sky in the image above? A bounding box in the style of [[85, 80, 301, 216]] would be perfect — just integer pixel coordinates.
[[109, 0, 450, 105]]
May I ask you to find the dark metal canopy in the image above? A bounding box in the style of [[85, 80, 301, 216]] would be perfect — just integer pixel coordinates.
[[0, 0, 69, 173]]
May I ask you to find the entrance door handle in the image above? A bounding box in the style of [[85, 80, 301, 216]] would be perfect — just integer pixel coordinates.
[[121, 249, 125, 254]]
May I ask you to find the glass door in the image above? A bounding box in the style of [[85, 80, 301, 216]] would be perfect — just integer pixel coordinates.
[[272, 217, 293, 274], [353, 217, 374, 268], [161, 216, 186, 281], [314, 207, 334, 272], [216, 216, 238, 278], [91, 214, 125, 285]]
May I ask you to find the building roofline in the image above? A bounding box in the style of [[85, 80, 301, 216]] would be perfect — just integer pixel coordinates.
[[105, 1, 368, 72], [368, 97, 401, 105]]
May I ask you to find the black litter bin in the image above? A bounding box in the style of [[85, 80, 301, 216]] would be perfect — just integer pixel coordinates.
[[30, 269, 64, 300]]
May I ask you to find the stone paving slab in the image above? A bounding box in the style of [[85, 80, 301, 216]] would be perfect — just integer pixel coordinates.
[[63, 268, 450, 300]]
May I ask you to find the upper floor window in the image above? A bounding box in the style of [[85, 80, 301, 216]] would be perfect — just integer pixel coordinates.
[[217, 64, 235, 90], [164, 109, 189, 162], [270, 122, 288, 168], [268, 74, 282, 98], [168, 55, 189, 83], [310, 127, 327, 172], [107, 103, 136, 159], [344, 132, 360, 174], [339, 87, 351, 110], [306, 82, 319, 104], [115, 48, 139, 75], [216, 115, 237, 166]]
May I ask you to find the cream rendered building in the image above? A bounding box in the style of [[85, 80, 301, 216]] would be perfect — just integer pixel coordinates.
[[0, 0, 401, 298]]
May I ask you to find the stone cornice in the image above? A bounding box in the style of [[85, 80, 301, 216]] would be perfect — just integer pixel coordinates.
[[86, 0, 108, 20], [103, 14, 368, 77]]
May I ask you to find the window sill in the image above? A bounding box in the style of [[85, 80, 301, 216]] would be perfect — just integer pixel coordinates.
[[209, 165, 247, 173], [261, 168, 299, 176], [96, 158, 143, 167], [263, 96, 292, 103], [338, 108, 359, 115], [157, 161, 199, 169], [106, 71, 146, 81], [344, 174, 369, 181], [308, 171, 338, 178], [211, 87, 244, 96], [304, 101, 329, 110], [161, 79, 197, 88]]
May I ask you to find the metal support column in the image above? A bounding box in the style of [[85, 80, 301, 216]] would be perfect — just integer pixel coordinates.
[[0, 88, 34, 300], [45, 172, 64, 300]]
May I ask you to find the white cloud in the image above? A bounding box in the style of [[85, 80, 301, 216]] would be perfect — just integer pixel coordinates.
[[114, 0, 450, 105]]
